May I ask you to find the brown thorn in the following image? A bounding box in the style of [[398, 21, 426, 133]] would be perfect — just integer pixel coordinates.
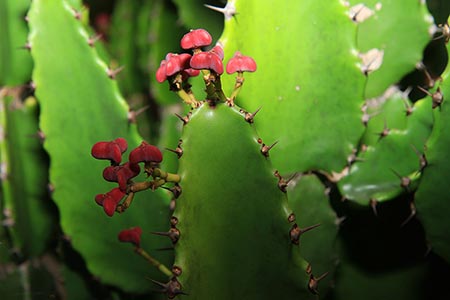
[[390, 168, 411, 191], [410, 144, 428, 171], [128, 105, 150, 123], [369, 198, 378, 216], [261, 140, 279, 157], [71, 8, 82, 20], [19, 42, 31, 51], [174, 112, 191, 125], [290, 223, 321, 245], [308, 271, 330, 295], [107, 66, 124, 79], [274, 170, 297, 193], [376, 118, 389, 141], [162, 184, 182, 199], [165, 139, 183, 159], [172, 265, 182, 277], [401, 201, 417, 227], [287, 213, 296, 223], [87, 34, 102, 47], [242, 106, 262, 123], [151, 228, 180, 244]]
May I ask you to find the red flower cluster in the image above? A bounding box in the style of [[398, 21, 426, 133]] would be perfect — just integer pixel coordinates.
[[91, 138, 163, 216], [156, 28, 257, 84]]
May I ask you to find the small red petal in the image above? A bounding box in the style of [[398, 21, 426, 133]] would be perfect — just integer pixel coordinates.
[[91, 141, 122, 164], [165, 53, 192, 76], [190, 52, 224, 74], [118, 226, 143, 247], [226, 51, 257, 74], [156, 60, 168, 83], [114, 138, 128, 153], [180, 29, 212, 50], [211, 44, 224, 60], [103, 166, 118, 182], [129, 141, 163, 164], [102, 188, 125, 217]]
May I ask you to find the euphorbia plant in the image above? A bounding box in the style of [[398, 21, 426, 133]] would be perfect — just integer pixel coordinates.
[[92, 28, 324, 299]]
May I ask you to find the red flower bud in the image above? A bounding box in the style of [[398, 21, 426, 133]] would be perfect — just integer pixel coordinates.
[[91, 138, 128, 165], [190, 52, 224, 74], [165, 53, 192, 76], [211, 44, 224, 60], [95, 188, 126, 217], [102, 162, 140, 192], [156, 59, 168, 83], [129, 141, 163, 165], [118, 226, 142, 247], [180, 29, 212, 50], [226, 51, 257, 74]]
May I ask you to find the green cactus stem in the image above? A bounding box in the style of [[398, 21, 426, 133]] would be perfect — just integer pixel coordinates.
[[171, 102, 315, 300], [28, 0, 172, 292]]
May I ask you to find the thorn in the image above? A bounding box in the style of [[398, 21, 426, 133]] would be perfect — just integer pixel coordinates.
[[150, 277, 186, 299], [107, 66, 124, 79], [72, 7, 82, 20], [410, 144, 427, 171], [170, 216, 179, 227], [172, 265, 182, 277], [390, 168, 411, 191], [287, 213, 296, 223], [274, 170, 297, 192], [418, 86, 444, 109], [241, 107, 262, 124], [260, 140, 278, 157], [308, 271, 329, 295], [174, 112, 191, 125], [151, 228, 180, 244], [401, 201, 417, 227], [20, 41, 31, 51], [162, 184, 182, 199], [290, 223, 321, 245], [204, 2, 237, 21], [87, 34, 102, 47], [369, 198, 378, 216], [165, 139, 183, 159], [376, 118, 389, 141], [128, 105, 150, 123]]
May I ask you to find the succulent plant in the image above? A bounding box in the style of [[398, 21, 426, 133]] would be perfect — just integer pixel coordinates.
[[1, 0, 450, 299]]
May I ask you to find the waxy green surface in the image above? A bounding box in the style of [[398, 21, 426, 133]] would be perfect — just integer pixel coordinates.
[[173, 103, 313, 300], [339, 92, 433, 204], [415, 39, 450, 262], [288, 174, 338, 296], [28, 0, 172, 292], [348, 0, 432, 98], [220, 0, 365, 174], [0, 95, 55, 259], [0, 0, 32, 86]]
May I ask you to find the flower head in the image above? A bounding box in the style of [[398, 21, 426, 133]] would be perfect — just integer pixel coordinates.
[[118, 227, 143, 247], [102, 162, 140, 192], [180, 29, 212, 50], [226, 51, 257, 74], [95, 187, 126, 217], [129, 141, 163, 165], [91, 138, 128, 165], [190, 51, 224, 74]]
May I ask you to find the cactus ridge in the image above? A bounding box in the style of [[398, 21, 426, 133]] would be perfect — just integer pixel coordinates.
[[28, 0, 171, 292], [170, 102, 315, 299]]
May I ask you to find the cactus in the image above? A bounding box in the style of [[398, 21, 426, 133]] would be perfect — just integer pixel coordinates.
[[1, 0, 450, 299]]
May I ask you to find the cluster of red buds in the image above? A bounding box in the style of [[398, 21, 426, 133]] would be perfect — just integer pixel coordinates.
[[156, 28, 257, 107], [91, 138, 179, 216]]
